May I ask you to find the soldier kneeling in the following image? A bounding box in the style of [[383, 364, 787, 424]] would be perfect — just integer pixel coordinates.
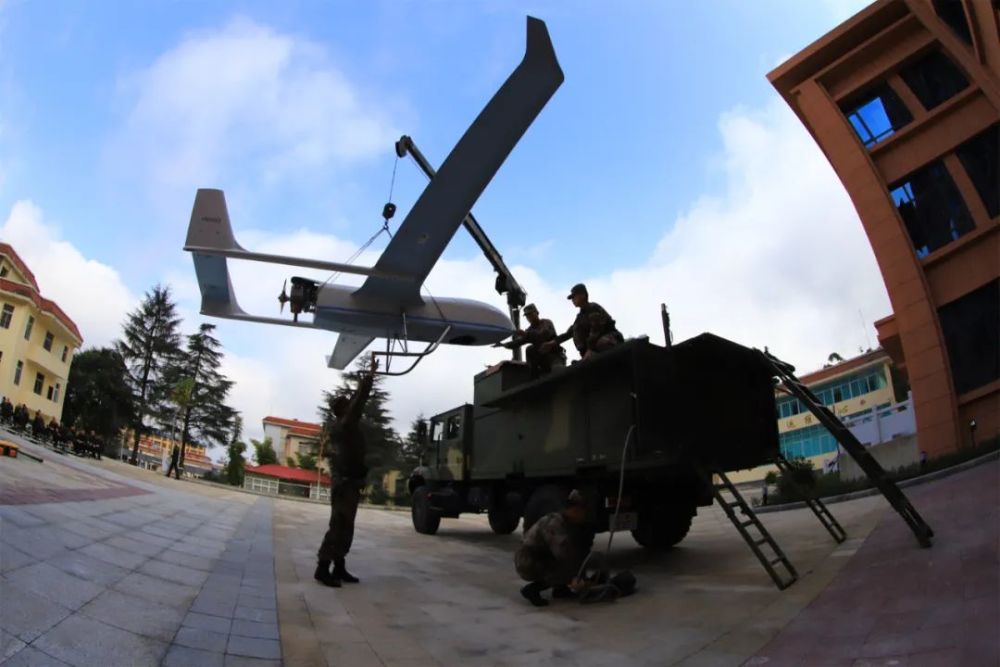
[[515, 490, 589, 607]]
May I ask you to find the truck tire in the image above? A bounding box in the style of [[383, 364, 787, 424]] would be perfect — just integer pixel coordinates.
[[411, 486, 441, 535], [488, 493, 522, 535], [630, 505, 693, 549], [522, 485, 566, 533]]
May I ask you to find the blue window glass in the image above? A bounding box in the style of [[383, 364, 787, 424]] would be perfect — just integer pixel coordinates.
[[891, 160, 975, 258], [841, 83, 913, 148]]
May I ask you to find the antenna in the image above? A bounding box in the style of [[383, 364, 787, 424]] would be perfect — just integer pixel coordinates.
[[858, 309, 872, 351]]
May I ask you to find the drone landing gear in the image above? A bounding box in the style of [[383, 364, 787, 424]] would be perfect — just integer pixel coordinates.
[[372, 315, 451, 377]]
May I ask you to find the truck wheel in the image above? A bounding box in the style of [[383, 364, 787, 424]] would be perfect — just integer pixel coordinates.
[[630, 505, 693, 549], [489, 493, 521, 535], [411, 486, 441, 535], [522, 485, 566, 533]]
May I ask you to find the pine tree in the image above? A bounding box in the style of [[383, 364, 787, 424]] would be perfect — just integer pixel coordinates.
[[225, 415, 246, 486], [115, 285, 182, 464], [399, 415, 428, 470], [62, 347, 136, 447], [160, 323, 235, 469], [318, 359, 400, 471]]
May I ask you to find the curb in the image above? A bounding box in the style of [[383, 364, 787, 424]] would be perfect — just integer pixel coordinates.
[[755, 448, 999, 513]]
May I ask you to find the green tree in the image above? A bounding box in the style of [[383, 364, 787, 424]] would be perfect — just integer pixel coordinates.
[[160, 323, 235, 470], [252, 436, 278, 466], [225, 415, 246, 486], [295, 451, 318, 471], [62, 347, 136, 450], [116, 285, 182, 464], [318, 359, 401, 470], [399, 415, 427, 470]]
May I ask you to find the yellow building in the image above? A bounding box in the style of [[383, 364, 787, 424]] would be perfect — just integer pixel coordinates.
[[262, 416, 324, 470], [122, 429, 215, 477], [0, 243, 82, 422], [729, 348, 910, 483]]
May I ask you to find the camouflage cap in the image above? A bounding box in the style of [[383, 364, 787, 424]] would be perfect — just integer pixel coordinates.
[[566, 489, 586, 507], [523, 303, 539, 316], [567, 283, 587, 299]]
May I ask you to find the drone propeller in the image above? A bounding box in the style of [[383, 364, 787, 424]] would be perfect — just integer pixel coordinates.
[[278, 279, 289, 313]]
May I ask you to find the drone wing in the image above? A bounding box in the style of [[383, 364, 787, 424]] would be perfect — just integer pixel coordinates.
[[353, 16, 563, 306], [327, 334, 375, 370]]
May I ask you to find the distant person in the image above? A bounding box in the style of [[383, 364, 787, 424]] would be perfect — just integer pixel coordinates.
[[515, 490, 590, 607], [165, 445, 181, 479], [316, 355, 377, 588], [919, 450, 927, 474], [0, 397, 12, 425], [542, 284, 622, 360], [501, 303, 565, 377]]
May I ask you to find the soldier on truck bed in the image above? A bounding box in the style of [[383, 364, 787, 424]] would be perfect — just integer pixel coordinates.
[[542, 283, 623, 360], [501, 303, 566, 377]]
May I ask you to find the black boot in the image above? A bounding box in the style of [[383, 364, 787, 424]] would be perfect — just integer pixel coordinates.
[[333, 557, 359, 583], [520, 582, 549, 607], [314, 560, 341, 587]]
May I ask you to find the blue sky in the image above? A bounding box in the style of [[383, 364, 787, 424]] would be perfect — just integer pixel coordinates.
[[0, 0, 887, 444]]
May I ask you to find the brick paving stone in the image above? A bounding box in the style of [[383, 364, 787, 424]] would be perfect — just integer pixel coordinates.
[[46, 551, 130, 587], [183, 611, 233, 635], [174, 626, 230, 653], [230, 619, 279, 640], [112, 571, 200, 608], [4, 562, 104, 611], [1, 628, 26, 660], [139, 557, 210, 587], [162, 644, 226, 667], [225, 635, 281, 660], [223, 656, 282, 667], [0, 542, 34, 573], [79, 541, 147, 570], [233, 606, 277, 625], [0, 645, 72, 666], [0, 578, 73, 643], [79, 589, 185, 642], [32, 614, 167, 667]]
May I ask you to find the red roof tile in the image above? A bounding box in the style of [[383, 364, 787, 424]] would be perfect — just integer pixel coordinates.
[[0, 277, 83, 344], [263, 416, 322, 431], [0, 243, 39, 291], [246, 464, 330, 485]]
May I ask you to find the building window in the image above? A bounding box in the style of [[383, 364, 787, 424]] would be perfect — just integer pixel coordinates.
[[33, 372, 45, 395], [46, 386, 54, 400], [43, 331, 54, 352], [53, 383, 60, 403], [891, 160, 975, 258], [24, 315, 34, 341], [62, 346, 69, 363], [0, 266, 7, 278], [0, 304, 12, 329], [899, 50, 969, 111], [933, 0, 973, 45], [14, 361, 23, 385], [938, 279, 999, 395], [841, 83, 913, 147], [955, 123, 999, 219]]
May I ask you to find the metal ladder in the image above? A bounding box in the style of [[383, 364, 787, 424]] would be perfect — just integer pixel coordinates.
[[708, 467, 799, 590], [773, 453, 847, 543], [761, 350, 934, 548]]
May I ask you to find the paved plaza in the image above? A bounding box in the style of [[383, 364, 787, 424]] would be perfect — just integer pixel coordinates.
[[0, 428, 996, 666]]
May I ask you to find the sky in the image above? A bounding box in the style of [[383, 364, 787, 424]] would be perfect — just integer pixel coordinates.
[[0, 0, 889, 455]]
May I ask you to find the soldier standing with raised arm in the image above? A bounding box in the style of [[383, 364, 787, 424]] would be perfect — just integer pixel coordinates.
[[315, 355, 378, 588]]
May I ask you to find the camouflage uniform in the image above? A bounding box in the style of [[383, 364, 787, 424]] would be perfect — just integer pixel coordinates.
[[505, 316, 566, 376], [555, 302, 622, 358], [317, 372, 375, 562], [515, 512, 581, 586], [586, 308, 624, 355]]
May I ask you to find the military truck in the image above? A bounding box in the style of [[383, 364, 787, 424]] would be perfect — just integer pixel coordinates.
[[407, 332, 781, 548]]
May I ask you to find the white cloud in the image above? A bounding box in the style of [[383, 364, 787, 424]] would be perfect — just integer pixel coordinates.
[[1, 200, 137, 348], [108, 17, 402, 207]]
